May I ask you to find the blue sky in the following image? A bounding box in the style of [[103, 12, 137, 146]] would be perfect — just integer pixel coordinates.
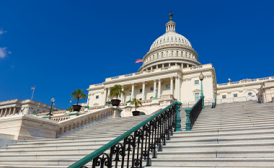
[[0, 0, 273, 109]]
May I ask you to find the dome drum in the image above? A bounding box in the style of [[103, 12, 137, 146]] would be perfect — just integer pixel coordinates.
[[138, 58, 200, 72]]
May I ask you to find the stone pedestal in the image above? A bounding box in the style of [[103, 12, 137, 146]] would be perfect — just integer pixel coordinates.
[[0, 115, 59, 140], [112, 106, 122, 118]]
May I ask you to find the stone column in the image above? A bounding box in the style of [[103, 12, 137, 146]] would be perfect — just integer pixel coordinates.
[[131, 84, 135, 99], [154, 80, 157, 98], [107, 88, 110, 100], [175, 77, 178, 99], [8, 108, 12, 115], [170, 77, 174, 96], [3, 108, 8, 116], [142, 82, 145, 100], [121, 85, 124, 103], [0, 109, 3, 117], [102, 89, 107, 105], [12, 107, 16, 115], [158, 79, 161, 98]]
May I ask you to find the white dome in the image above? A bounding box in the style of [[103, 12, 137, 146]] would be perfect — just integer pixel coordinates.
[[149, 31, 192, 51], [138, 12, 200, 72]]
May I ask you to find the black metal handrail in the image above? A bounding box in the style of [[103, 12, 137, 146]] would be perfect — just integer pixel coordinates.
[[68, 101, 182, 168], [185, 98, 203, 131]]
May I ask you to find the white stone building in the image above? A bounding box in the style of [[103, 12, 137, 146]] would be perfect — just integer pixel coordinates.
[[86, 12, 273, 114], [0, 99, 63, 117]]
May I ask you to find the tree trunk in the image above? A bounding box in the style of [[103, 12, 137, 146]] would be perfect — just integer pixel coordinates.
[[77, 97, 79, 105]]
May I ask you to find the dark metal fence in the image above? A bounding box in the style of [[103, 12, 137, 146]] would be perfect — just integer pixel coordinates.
[[68, 101, 182, 168]]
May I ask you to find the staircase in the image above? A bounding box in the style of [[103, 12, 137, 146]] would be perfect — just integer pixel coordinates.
[[150, 101, 274, 167], [1, 101, 274, 167], [0, 115, 152, 167]]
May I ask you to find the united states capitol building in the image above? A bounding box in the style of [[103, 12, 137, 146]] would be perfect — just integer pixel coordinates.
[[1, 12, 274, 168], [86, 12, 273, 115]]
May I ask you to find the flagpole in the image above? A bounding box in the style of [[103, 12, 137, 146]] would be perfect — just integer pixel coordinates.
[[31, 86, 35, 100]]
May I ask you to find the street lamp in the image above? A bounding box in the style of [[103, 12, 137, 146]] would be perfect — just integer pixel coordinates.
[[48, 97, 55, 116], [199, 72, 205, 109]]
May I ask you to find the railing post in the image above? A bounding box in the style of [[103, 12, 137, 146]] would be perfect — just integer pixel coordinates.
[[185, 108, 191, 131], [174, 101, 182, 132]]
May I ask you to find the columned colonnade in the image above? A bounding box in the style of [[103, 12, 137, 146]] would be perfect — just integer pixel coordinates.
[[100, 76, 181, 104], [0, 107, 19, 117]]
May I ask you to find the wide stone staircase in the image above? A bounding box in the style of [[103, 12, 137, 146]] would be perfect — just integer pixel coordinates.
[[1, 101, 274, 167], [0, 114, 152, 167], [151, 101, 274, 167]]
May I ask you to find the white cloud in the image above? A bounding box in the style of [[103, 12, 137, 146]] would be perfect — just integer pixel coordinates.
[[0, 29, 7, 35], [0, 47, 8, 58]]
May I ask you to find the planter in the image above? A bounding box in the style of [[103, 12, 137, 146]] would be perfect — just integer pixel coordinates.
[[111, 99, 121, 106], [72, 105, 82, 112], [132, 111, 140, 116]]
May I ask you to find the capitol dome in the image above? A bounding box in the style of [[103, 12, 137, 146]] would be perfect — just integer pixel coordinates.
[[138, 12, 200, 72]]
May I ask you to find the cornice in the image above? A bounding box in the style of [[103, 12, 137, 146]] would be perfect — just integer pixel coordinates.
[[103, 68, 181, 85], [217, 81, 266, 90]]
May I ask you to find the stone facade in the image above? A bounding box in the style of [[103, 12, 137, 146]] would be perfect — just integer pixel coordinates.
[[0, 99, 63, 118]]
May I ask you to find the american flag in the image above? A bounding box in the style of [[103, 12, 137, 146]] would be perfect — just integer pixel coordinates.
[[31, 86, 35, 90], [135, 58, 143, 64]]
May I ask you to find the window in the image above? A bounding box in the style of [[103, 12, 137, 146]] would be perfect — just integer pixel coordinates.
[[233, 94, 238, 97], [150, 96, 153, 99], [151, 87, 154, 91], [140, 89, 142, 93], [96, 95, 99, 99], [195, 80, 199, 84], [195, 93, 199, 101], [166, 85, 170, 89], [222, 95, 226, 99], [248, 92, 252, 96], [139, 98, 142, 100]]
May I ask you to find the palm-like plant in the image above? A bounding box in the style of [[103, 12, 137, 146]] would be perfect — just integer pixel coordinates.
[[130, 98, 142, 111], [110, 85, 125, 99], [71, 89, 87, 105]]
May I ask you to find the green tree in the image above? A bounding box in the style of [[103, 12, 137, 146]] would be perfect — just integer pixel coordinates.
[[130, 98, 142, 111], [110, 85, 125, 99], [71, 89, 87, 105], [66, 106, 73, 112]]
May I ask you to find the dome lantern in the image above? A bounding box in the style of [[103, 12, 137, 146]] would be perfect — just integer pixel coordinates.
[[166, 11, 176, 32]]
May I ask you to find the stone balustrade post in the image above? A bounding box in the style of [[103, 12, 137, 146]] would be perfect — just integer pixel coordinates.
[[185, 108, 191, 131]]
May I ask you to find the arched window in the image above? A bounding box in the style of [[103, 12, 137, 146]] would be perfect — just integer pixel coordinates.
[[157, 53, 159, 58], [248, 92, 252, 96], [166, 51, 168, 57], [161, 52, 163, 57], [171, 51, 173, 57]]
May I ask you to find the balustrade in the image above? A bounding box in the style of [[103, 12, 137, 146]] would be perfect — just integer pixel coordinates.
[[68, 101, 182, 168]]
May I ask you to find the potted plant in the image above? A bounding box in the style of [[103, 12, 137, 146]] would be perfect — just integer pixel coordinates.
[[110, 85, 125, 106], [130, 98, 142, 116], [71, 89, 87, 111]]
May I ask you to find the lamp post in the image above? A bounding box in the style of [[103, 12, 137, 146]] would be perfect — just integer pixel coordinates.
[[199, 72, 205, 109], [48, 97, 55, 116]]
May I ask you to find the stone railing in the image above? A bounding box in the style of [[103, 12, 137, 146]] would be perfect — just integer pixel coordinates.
[[35, 110, 67, 117], [120, 103, 126, 106], [56, 107, 114, 137], [88, 105, 105, 110], [141, 99, 152, 104], [52, 116, 70, 122], [218, 76, 274, 87]]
